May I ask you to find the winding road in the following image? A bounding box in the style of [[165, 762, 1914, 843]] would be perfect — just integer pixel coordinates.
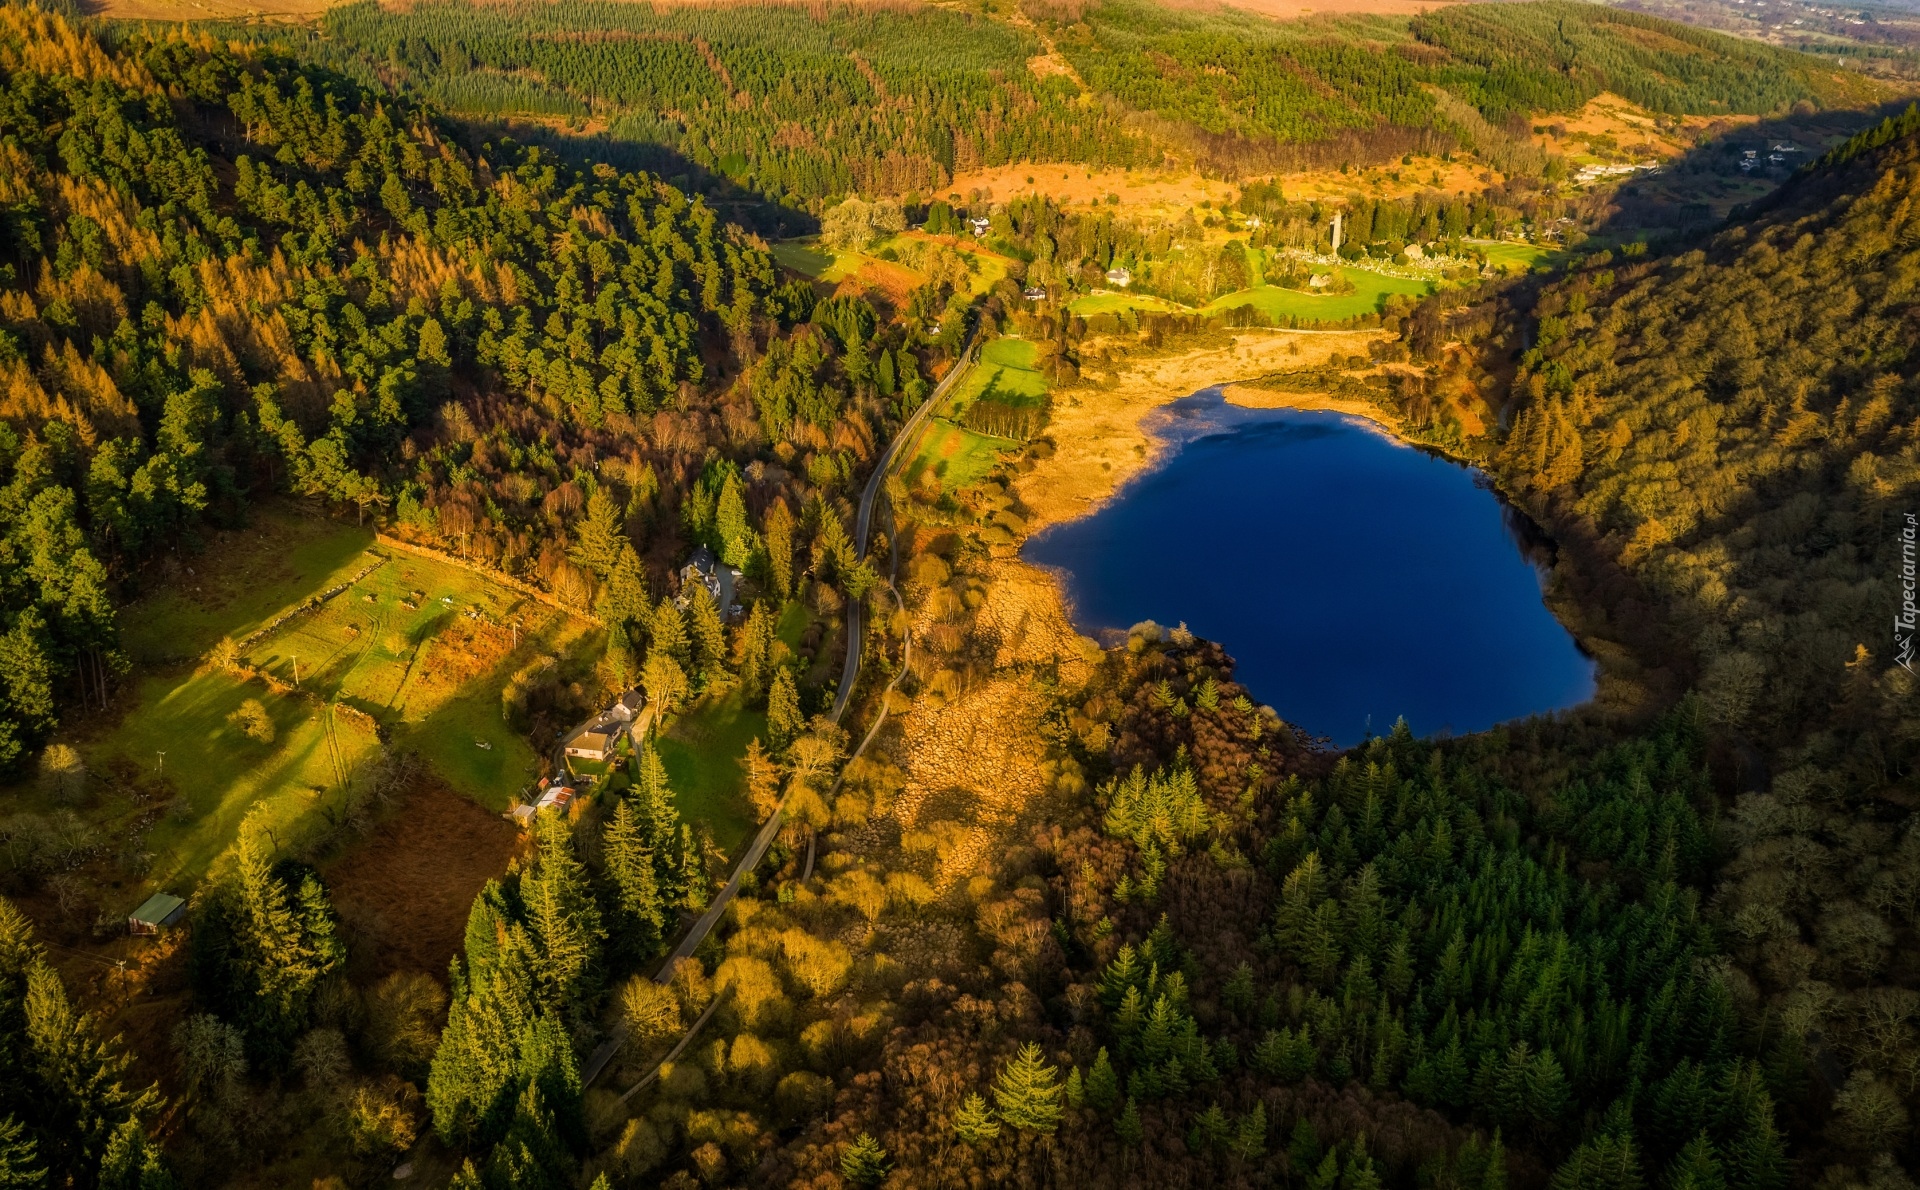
[[581, 326, 980, 1089]]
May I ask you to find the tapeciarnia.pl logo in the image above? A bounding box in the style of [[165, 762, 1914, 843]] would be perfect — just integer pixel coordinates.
[[1900, 512, 1918, 673]]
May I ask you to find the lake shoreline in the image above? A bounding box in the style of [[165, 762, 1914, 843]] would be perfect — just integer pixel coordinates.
[[1016, 391, 1597, 743], [987, 333, 1606, 742], [997, 329, 1405, 697]]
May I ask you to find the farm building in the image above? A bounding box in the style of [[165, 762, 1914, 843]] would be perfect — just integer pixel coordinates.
[[128, 892, 186, 935], [1105, 266, 1132, 288], [510, 782, 578, 825]]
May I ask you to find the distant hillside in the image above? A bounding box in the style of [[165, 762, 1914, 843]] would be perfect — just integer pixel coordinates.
[[202, 0, 1883, 204]]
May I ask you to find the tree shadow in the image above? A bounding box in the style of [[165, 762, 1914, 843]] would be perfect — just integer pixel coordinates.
[[1587, 100, 1906, 245], [448, 117, 820, 240]]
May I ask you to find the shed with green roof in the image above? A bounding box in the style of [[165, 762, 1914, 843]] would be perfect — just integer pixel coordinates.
[[128, 892, 186, 936]]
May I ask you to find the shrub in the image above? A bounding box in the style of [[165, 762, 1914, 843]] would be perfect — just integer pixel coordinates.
[[36, 744, 86, 803]]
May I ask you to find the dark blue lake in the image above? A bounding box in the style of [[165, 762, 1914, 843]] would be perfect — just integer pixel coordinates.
[[1022, 389, 1595, 746]]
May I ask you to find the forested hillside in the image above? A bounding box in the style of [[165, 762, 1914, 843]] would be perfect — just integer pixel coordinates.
[[0, 7, 966, 1179], [204, 0, 1875, 205], [0, 3, 961, 769], [1491, 116, 1920, 1183], [0, 0, 1913, 1185]]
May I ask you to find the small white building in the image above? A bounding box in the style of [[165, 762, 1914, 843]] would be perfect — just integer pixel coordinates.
[[968, 216, 990, 238], [1104, 266, 1132, 288], [1022, 285, 1047, 302]]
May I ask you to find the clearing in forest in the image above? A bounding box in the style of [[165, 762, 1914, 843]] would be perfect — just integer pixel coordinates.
[[653, 689, 767, 858], [59, 507, 596, 897], [770, 237, 927, 309], [241, 543, 593, 806]]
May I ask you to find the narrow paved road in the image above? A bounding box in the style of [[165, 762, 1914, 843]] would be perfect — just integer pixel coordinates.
[[830, 331, 980, 721], [583, 327, 980, 1088]]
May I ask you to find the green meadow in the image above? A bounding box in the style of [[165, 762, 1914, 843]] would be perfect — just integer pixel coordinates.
[[653, 690, 767, 858], [54, 508, 599, 892]]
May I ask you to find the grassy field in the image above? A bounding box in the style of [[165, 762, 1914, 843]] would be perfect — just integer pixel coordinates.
[[1069, 265, 1430, 323], [241, 548, 591, 808], [652, 691, 765, 857], [902, 419, 1014, 492], [119, 506, 374, 666], [1475, 241, 1555, 274], [772, 233, 1016, 303], [950, 337, 1049, 413], [1203, 269, 1433, 321], [1070, 292, 1187, 317], [770, 237, 927, 307], [900, 336, 1045, 493], [101, 672, 383, 889], [49, 508, 598, 895]]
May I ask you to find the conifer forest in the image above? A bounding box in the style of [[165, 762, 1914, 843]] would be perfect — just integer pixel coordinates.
[[0, 0, 1915, 1188]]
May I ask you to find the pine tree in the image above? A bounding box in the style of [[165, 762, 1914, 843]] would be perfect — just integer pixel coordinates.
[[768, 667, 803, 752], [0, 1117, 42, 1189], [1724, 1094, 1788, 1190], [715, 470, 756, 568], [207, 825, 342, 1066], [1343, 1141, 1383, 1190], [764, 498, 795, 599], [483, 1081, 572, 1190], [96, 1116, 176, 1190], [1115, 1096, 1143, 1145], [686, 585, 728, 680], [1065, 1066, 1084, 1108], [1306, 1150, 1341, 1190], [1189, 1104, 1230, 1153], [677, 823, 708, 910], [568, 488, 625, 578], [600, 544, 651, 634], [1667, 1134, 1727, 1190], [1288, 1119, 1322, 1176], [992, 1041, 1065, 1133], [736, 601, 775, 700], [954, 1093, 1001, 1143], [1223, 961, 1256, 1019], [22, 961, 156, 1179], [642, 650, 689, 713], [744, 738, 782, 819], [601, 796, 664, 958], [521, 814, 606, 1028], [650, 597, 690, 669], [1550, 1133, 1644, 1190], [840, 1133, 891, 1186], [1232, 1102, 1268, 1161], [1086, 1047, 1120, 1112]]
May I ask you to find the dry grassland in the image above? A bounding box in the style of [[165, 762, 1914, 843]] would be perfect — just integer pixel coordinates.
[[944, 164, 1242, 215], [1186, 0, 1470, 19], [892, 677, 1051, 889], [80, 0, 332, 19], [1531, 91, 1753, 159]]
